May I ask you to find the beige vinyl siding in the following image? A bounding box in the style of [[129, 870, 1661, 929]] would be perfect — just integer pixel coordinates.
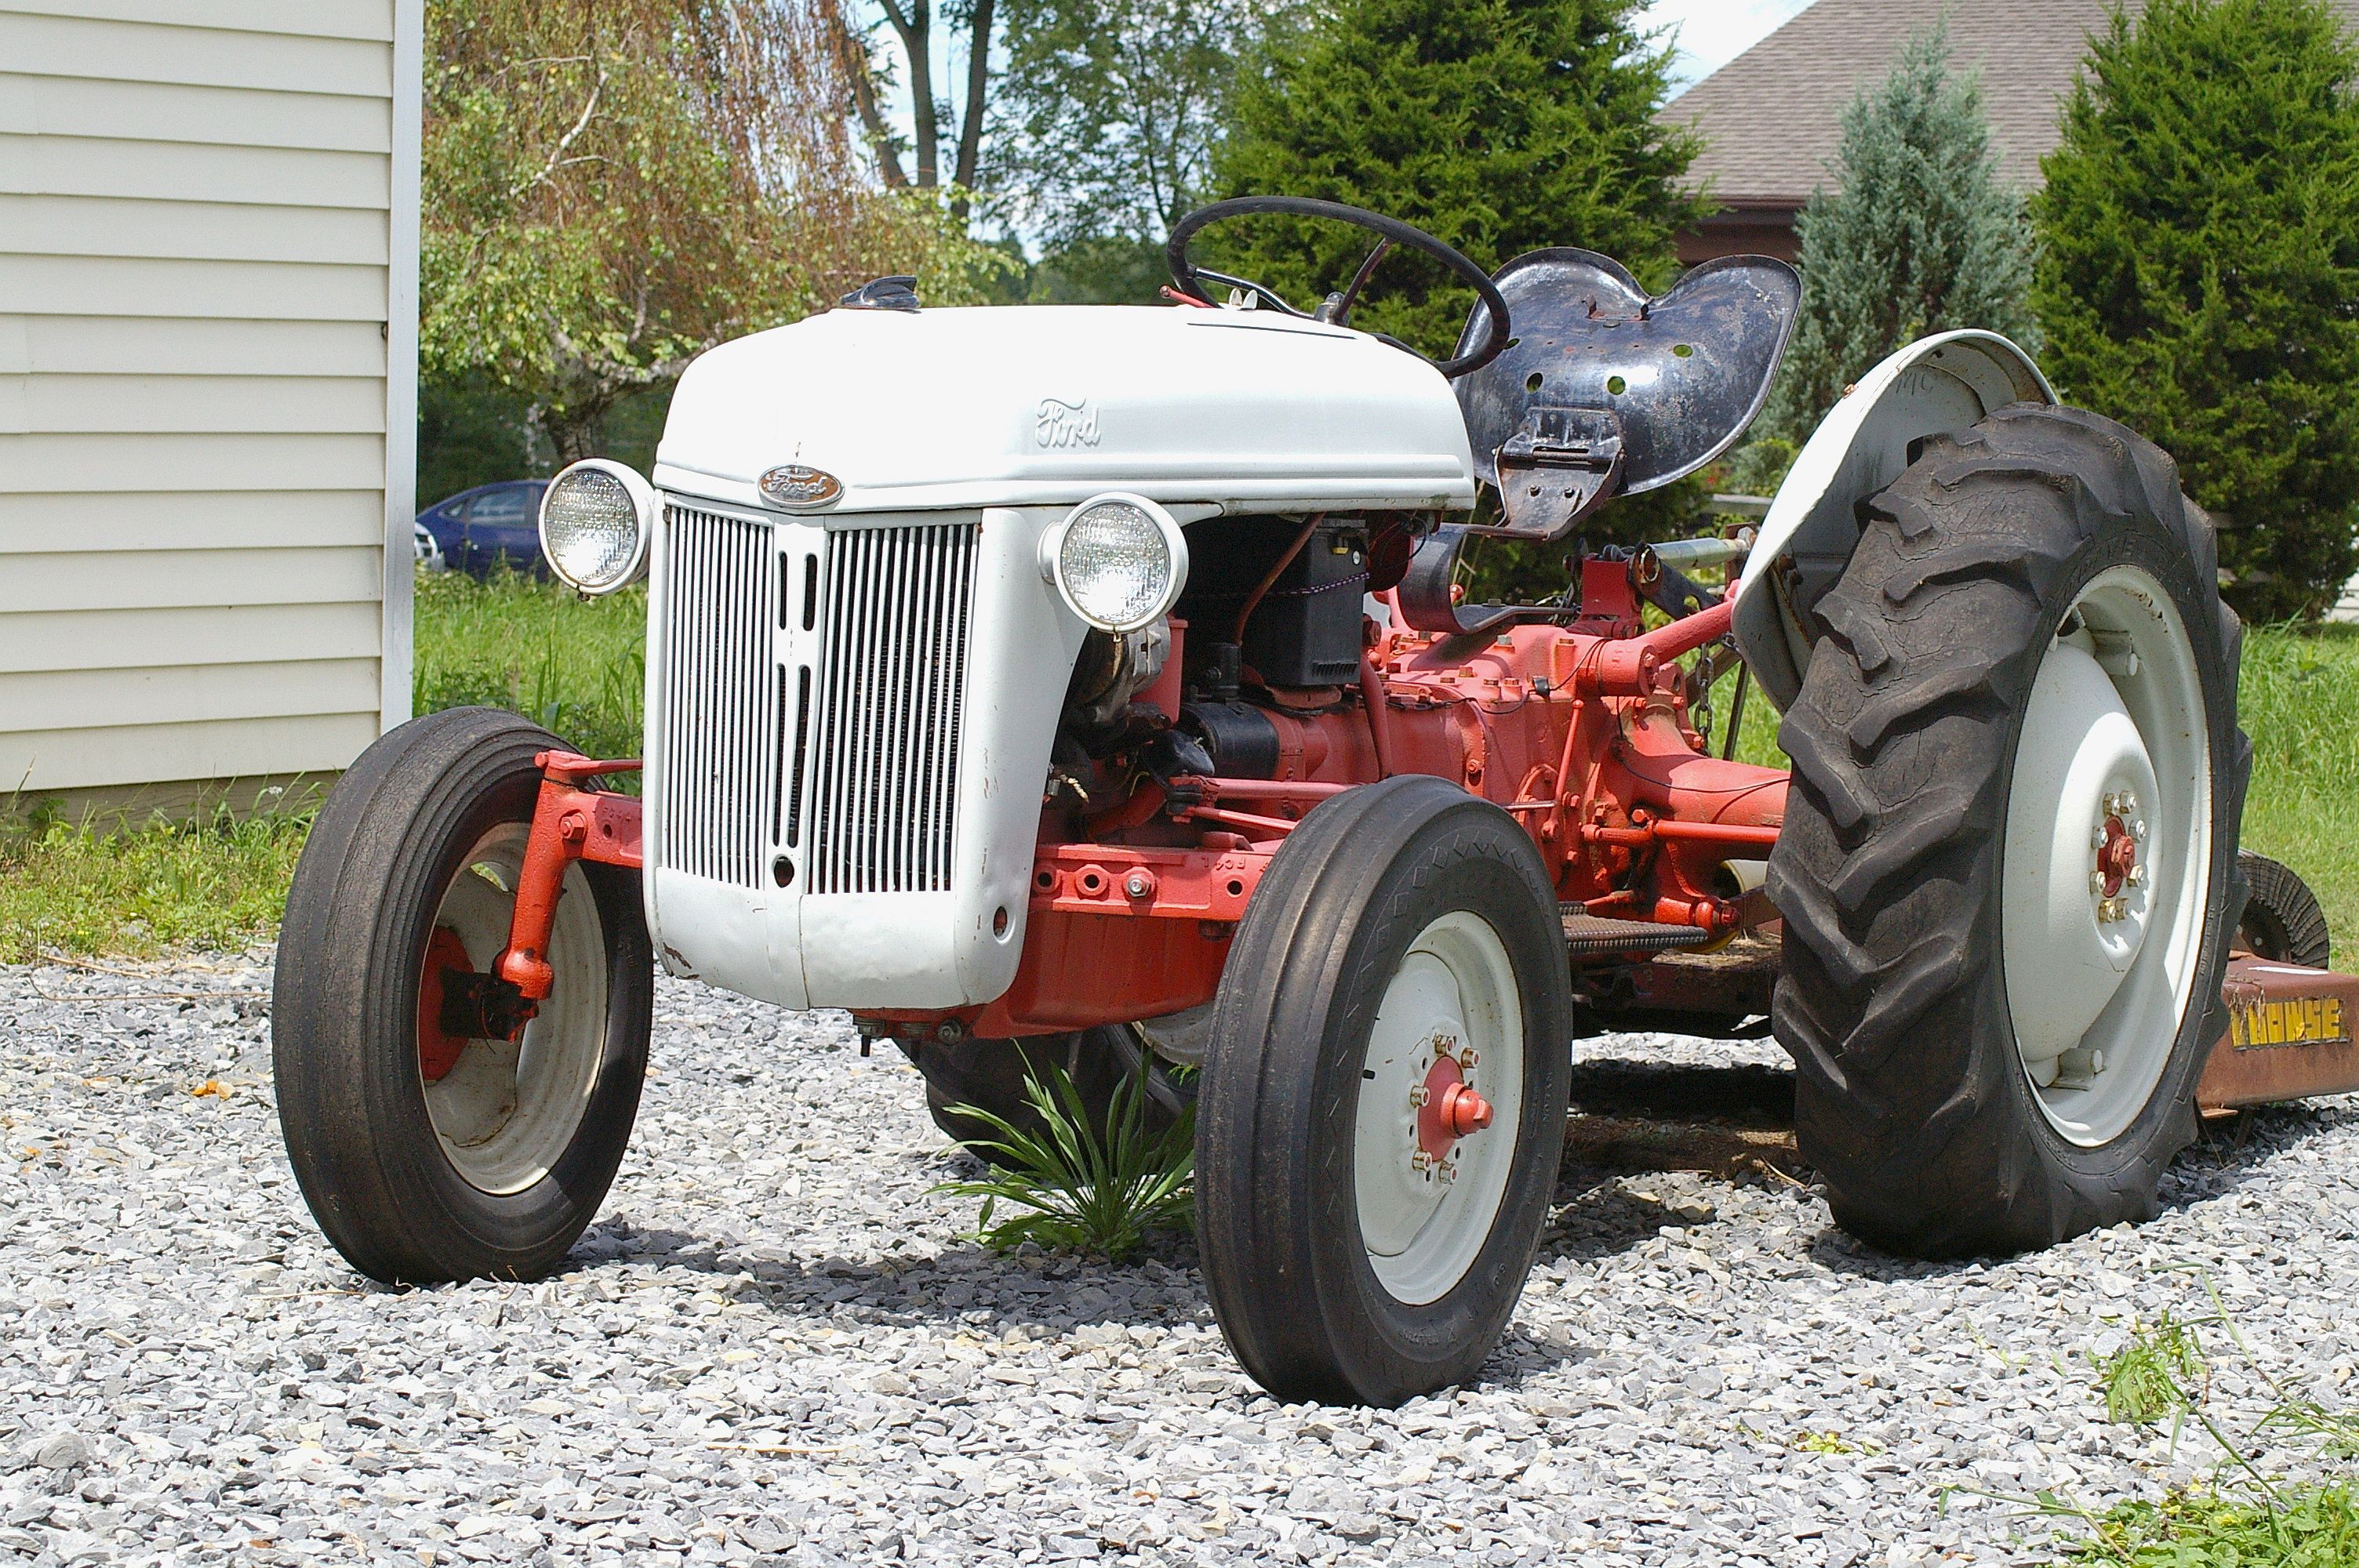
[[0, 0, 414, 799]]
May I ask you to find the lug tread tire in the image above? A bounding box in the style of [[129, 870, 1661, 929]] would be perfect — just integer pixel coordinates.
[[2236, 851, 2331, 968], [273, 707, 653, 1283], [1768, 404, 2250, 1257], [1196, 775, 1572, 1406]]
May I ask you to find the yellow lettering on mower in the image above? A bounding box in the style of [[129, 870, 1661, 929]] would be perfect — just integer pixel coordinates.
[[2229, 995, 2346, 1050]]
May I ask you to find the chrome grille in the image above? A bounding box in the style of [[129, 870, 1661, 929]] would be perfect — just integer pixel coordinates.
[[807, 521, 979, 894], [657, 505, 779, 888]]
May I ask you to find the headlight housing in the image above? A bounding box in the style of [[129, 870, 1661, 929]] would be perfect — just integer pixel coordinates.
[[1039, 493, 1189, 632], [539, 459, 654, 594]]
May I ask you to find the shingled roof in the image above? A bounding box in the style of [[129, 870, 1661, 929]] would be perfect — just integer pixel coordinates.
[[1670, 0, 2359, 210]]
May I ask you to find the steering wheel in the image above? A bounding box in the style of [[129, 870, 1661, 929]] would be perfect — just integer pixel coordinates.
[[1166, 195, 1512, 379]]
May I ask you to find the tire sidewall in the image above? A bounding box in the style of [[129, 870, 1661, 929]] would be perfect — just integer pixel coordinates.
[[277, 709, 652, 1281], [1303, 833, 1571, 1389], [1983, 517, 2240, 1185]]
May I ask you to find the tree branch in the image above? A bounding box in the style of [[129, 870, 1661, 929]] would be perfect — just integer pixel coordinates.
[[841, 21, 909, 187], [951, 0, 995, 211], [509, 63, 607, 201], [880, 0, 939, 187]]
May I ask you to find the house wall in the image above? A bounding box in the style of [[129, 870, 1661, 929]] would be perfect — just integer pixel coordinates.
[[0, 0, 419, 812]]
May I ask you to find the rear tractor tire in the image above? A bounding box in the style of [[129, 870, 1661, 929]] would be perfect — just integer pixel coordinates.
[[1195, 776, 1573, 1406], [1770, 403, 2249, 1257], [273, 707, 654, 1283]]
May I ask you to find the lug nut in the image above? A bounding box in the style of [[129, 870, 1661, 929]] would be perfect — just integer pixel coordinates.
[[2133, 818, 2146, 840], [2090, 871, 2108, 895], [2128, 865, 2148, 887], [1408, 1085, 1430, 1109], [2091, 826, 2110, 850], [1459, 1048, 1481, 1069]]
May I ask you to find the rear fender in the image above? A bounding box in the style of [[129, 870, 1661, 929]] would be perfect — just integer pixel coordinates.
[[1730, 331, 2055, 710]]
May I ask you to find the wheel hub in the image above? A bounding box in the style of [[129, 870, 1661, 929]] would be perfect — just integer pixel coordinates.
[[1416, 1052, 1494, 1163], [416, 925, 474, 1083]]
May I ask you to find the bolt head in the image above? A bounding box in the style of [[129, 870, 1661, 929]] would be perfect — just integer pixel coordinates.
[[1123, 873, 1151, 898], [1460, 1048, 1481, 1069], [2092, 826, 2110, 851], [2090, 871, 2108, 895], [2132, 818, 2147, 840], [2128, 865, 2148, 888], [1408, 1086, 1429, 1109]]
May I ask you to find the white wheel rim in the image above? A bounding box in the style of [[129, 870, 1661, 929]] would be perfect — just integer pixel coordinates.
[[2002, 565, 2212, 1146], [421, 825, 611, 1194], [1353, 911, 1525, 1305]]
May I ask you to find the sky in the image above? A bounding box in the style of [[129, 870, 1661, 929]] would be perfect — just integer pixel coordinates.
[[1645, 0, 1820, 93]]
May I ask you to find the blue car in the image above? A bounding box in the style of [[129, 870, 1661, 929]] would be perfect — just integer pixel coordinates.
[[416, 480, 550, 577]]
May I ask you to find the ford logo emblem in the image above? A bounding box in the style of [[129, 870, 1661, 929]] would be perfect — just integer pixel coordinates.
[[758, 463, 842, 510]]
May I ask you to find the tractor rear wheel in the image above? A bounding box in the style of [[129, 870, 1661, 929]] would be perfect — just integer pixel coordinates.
[[1769, 404, 2249, 1257], [1195, 776, 1572, 1406], [273, 707, 653, 1282]]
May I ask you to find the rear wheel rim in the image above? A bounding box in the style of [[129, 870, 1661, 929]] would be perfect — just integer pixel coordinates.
[[2002, 564, 2212, 1147], [417, 824, 610, 1193], [1352, 910, 1525, 1305]]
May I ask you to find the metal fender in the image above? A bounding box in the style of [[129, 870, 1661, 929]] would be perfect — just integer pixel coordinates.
[[1730, 331, 2055, 711]]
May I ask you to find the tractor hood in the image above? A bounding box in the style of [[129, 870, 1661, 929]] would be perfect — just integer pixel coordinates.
[[652, 303, 1479, 515]]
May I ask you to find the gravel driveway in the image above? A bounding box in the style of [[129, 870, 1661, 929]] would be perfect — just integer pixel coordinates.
[[5, 952, 2357, 1567]]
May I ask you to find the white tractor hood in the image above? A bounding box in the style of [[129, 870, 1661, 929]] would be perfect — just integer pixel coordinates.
[[652, 303, 1480, 515]]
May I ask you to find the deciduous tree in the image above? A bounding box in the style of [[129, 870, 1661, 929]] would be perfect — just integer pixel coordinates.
[[421, 0, 983, 462]]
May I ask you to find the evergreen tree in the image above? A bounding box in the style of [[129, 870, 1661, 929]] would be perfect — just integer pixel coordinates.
[[1756, 24, 2037, 458], [2033, 0, 2359, 622], [1210, 0, 1704, 355]]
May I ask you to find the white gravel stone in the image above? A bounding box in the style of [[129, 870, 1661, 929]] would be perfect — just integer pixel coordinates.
[[4, 949, 2356, 1566]]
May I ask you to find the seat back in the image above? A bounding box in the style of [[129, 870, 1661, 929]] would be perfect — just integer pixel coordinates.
[[1454, 249, 1800, 538]]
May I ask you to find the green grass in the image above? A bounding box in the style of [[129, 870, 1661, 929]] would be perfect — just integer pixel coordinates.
[[412, 566, 647, 763], [5, 573, 2359, 964], [0, 793, 315, 964], [0, 570, 649, 961]]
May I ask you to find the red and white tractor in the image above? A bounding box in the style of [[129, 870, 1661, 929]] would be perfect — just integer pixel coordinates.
[[273, 198, 2359, 1406]]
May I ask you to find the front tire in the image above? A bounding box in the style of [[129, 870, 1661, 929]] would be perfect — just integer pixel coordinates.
[[273, 707, 653, 1282], [1770, 404, 2249, 1256], [1196, 776, 1572, 1406]]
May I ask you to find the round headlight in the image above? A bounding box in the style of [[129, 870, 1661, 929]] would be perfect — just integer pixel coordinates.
[[1041, 493, 1188, 632], [539, 460, 653, 593]]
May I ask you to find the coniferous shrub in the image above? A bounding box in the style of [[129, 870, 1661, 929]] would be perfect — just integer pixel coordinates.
[[1754, 25, 2038, 463], [2033, 0, 2359, 621]]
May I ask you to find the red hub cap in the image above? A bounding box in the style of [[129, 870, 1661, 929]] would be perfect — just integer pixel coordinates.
[[417, 925, 473, 1083], [2099, 814, 2138, 897], [1416, 1054, 1495, 1162]]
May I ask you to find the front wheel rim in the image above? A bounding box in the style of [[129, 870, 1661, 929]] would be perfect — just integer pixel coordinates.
[[2001, 564, 2212, 1147], [1352, 910, 1525, 1305], [416, 824, 611, 1194]]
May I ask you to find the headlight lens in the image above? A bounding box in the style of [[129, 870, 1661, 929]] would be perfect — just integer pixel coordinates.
[[539, 460, 654, 593], [1044, 494, 1188, 632]]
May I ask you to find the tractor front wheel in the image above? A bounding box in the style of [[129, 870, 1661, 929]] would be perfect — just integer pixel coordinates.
[[1196, 776, 1572, 1406], [273, 707, 653, 1282], [1770, 404, 2248, 1256]]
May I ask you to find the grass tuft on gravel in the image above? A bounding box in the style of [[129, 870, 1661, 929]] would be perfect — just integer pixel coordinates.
[[932, 1060, 1196, 1264]]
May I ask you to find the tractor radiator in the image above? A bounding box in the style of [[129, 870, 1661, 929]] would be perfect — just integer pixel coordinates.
[[805, 520, 980, 895], [656, 504, 783, 890]]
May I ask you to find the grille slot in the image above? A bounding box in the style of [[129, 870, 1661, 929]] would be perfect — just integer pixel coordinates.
[[656, 505, 779, 888], [807, 521, 979, 894]]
